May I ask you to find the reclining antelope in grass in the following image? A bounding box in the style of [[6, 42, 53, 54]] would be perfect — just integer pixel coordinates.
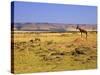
[[76, 25, 88, 39]]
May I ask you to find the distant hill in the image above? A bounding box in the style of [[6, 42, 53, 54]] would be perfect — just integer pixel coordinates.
[[12, 23, 97, 32]]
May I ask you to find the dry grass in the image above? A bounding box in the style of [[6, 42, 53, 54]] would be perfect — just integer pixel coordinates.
[[12, 31, 97, 74]]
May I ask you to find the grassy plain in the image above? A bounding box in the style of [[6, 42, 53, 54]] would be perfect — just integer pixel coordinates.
[[11, 31, 97, 73]]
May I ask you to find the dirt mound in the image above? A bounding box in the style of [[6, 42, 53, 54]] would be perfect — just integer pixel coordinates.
[[74, 37, 84, 42], [72, 37, 86, 45]]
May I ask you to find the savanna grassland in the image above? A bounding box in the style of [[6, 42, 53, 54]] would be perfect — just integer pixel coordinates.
[[11, 31, 97, 74]]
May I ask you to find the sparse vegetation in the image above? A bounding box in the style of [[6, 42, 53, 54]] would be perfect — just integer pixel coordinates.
[[12, 31, 97, 73]]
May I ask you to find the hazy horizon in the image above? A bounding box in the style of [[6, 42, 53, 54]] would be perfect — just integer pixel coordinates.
[[13, 22, 97, 25]]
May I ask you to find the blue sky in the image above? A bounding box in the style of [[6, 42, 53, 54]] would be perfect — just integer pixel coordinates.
[[12, 1, 97, 24]]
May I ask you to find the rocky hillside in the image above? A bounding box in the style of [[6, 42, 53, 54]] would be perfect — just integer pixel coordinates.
[[12, 23, 97, 32]]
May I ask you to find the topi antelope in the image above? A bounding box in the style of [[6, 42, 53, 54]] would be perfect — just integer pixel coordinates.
[[76, 25, 88, 39]]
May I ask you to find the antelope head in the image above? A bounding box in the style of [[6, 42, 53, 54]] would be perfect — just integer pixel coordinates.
[[76, 25, 79, 30]]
